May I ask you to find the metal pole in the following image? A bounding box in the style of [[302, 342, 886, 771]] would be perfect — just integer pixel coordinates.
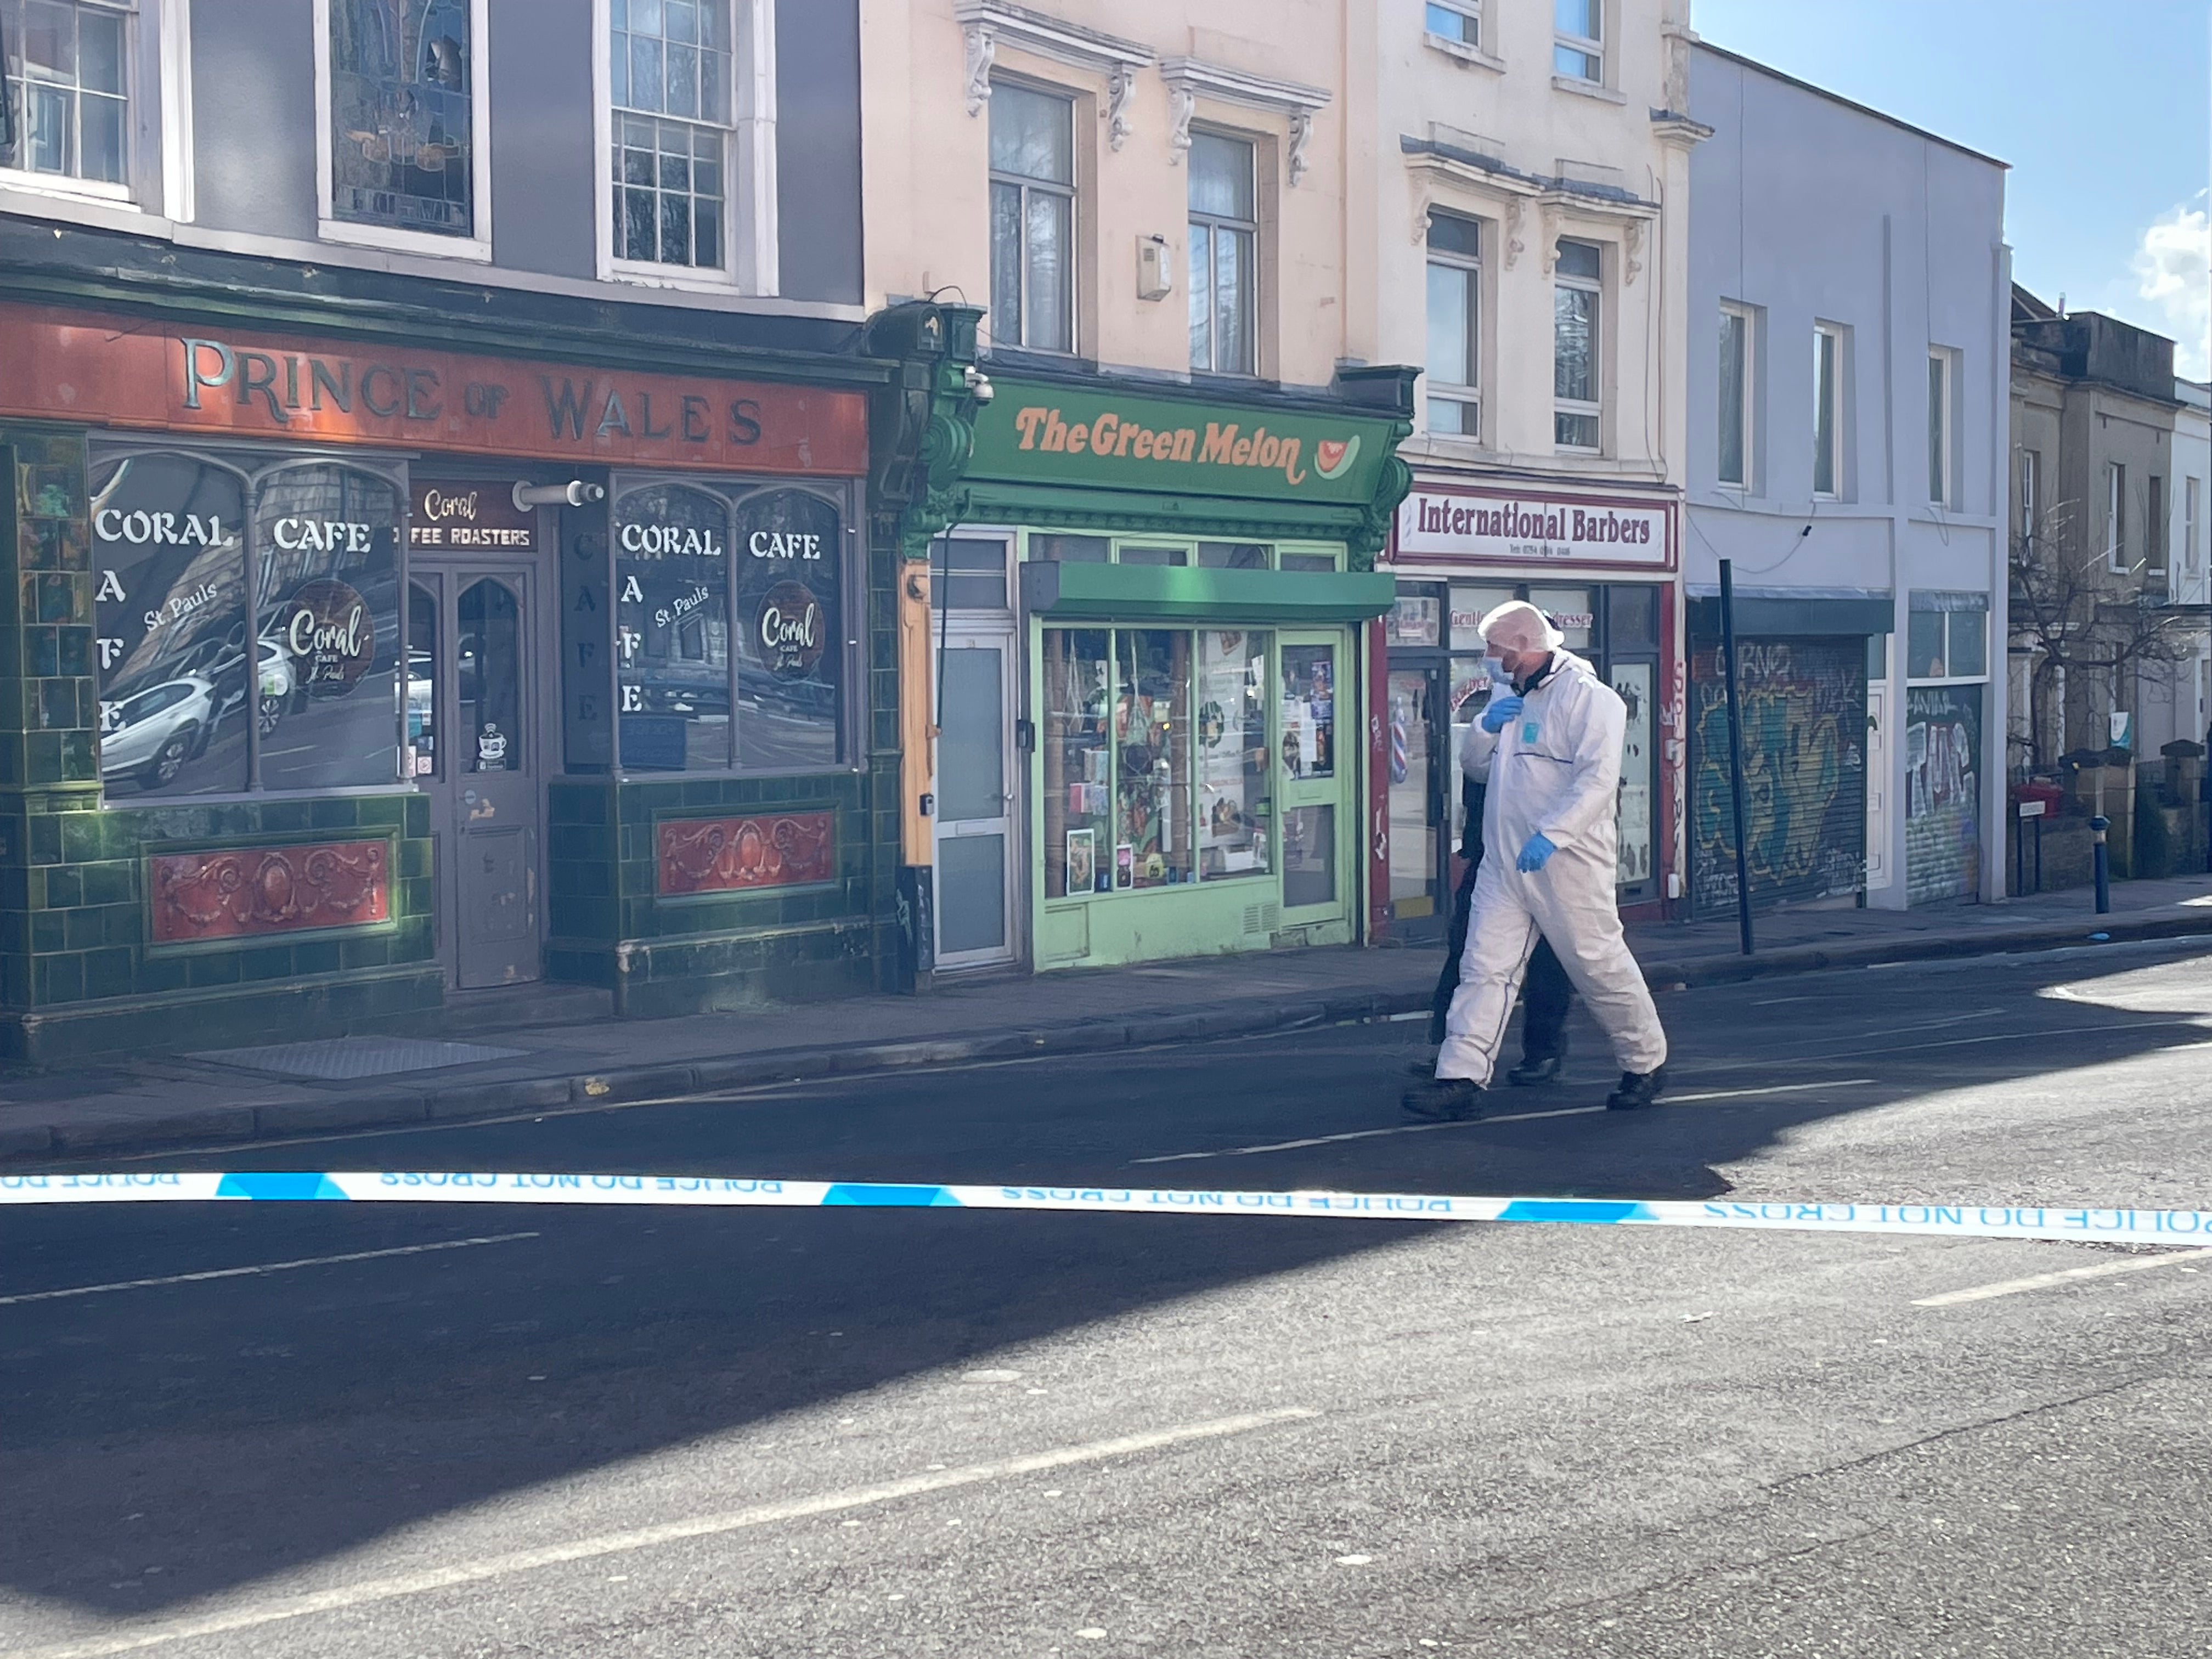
[[1719, 560, 1756, 955], [2091, 815, 2112, 914]]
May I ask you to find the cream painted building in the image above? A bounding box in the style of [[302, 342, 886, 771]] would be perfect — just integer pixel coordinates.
[[1361, 1, 1705, 936], [860, 0, 1425, 979]]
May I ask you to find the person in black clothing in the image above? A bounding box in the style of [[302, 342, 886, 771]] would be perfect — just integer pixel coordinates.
[[1416, 768, 1574, 1082]]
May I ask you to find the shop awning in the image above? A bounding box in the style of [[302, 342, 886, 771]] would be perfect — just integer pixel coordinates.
[[1019, 560, 1398, 624]]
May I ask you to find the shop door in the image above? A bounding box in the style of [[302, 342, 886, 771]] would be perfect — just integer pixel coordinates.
[[1279, 632, 1350, 926], [1385, 665, 1444, 932], [409, 571, 542, 988], [934, 627, 1020, 969]]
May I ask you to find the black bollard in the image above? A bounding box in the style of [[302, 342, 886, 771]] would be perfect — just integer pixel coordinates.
[[2091, 815, 2111, 915]]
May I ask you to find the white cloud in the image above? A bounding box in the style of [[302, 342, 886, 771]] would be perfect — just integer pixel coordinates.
[[2134, 200, 2211, 381]]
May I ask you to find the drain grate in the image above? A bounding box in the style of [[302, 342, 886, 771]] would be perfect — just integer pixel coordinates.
[[191, 1036, 528, 1081]]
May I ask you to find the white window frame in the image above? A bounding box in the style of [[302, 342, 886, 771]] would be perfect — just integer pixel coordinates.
[[1553, 0, 1604, 84], [1927, 347, 1956, 507], [1424, 0, 1481, 52], [1552, 238, 1602, 454], [2186, 475, 2202, 576], [1717, 301, 1754, 490], [313, 0, 493, 262], [2106, 461, 2126, 574], [986, 78, 1077, 355], [1813, 322, 1845, 500], [592, 0, 779, 297], [0, 0, 171, 210], [1424, 210, 1481, 442], [1187, 126, 1259, 378], [1906, 602, 1991, 687], [2016, 445, 2039, 545]]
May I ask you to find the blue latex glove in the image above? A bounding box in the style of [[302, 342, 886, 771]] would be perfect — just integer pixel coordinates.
[[1517, 832, 1558, 872], [1479, 693, 1525, 734]]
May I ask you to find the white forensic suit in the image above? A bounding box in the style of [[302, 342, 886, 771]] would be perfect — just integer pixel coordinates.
[[1436, 650, 1667, 1086]]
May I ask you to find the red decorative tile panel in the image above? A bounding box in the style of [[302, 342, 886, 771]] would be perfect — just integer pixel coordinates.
[[658, 812, 836, 897], [150, 839, 391, 944]]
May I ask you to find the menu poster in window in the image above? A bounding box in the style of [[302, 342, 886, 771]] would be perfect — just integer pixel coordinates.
[[254, 465, 404, 790], [733, 489, 844, 769], [91, 453, 251, 796]]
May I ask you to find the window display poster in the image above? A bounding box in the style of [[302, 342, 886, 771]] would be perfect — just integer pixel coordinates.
[[1198, 629, 1271, 879], [1066, 830, 1096, 894], [1611, 662, 1654, 887], [1280, 645, 1335, 779]]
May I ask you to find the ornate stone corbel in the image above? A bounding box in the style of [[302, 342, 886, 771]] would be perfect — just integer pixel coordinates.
[[1504, 198, 1526, 268], [1623, 221, 1644, 286], [1413, 194, 1433, 246], [1167, 84, 1196, 164], [1539, 202, 1562, 275], [1289, 107, 1316, 188], [962, 21, 996, 116], [1107, 63, 1138, 151]]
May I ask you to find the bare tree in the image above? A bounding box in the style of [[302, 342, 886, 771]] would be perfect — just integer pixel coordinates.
[[2007, 492, 2196, 775]]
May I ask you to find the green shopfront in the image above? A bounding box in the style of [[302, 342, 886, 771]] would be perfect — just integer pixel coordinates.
[[929, 370, 1414, 975]]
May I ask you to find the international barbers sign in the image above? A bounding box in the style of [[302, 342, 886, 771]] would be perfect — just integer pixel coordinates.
[[1394, 484, 1674, 570]]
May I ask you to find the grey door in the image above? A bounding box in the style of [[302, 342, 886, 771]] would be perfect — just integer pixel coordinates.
[[933, 629, 1018, 968], [412, 571, 542, 988]]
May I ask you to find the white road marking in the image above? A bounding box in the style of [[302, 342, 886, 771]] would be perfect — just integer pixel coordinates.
[[0, 1233, 540, 1307], [1912, 1246, 2212, 1307], [0, 1408, 1319, 1659], [1130, 1080, 1880, 1165]]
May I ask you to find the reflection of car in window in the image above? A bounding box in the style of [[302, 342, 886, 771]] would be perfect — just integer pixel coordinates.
[[98, 677, 218, 788], [407, 648, 435, 740]]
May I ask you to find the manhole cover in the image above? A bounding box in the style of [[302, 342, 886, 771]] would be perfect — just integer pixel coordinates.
[[191, 1036, 527, 1081]]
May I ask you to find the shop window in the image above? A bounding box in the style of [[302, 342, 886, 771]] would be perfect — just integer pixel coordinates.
[[1280, 551, 1339, 573], [1188, 130, 1257, 376], [732, 488, 844, 769], [1119, 544, 1188, 567], [407, 583, 438, 777], [1198, 629, 1272, 881], [1907, 596, 1989, 682], [91, 453, 251, 797], [1283, 805, 1335, 906], [457, 578, 522, 772], [93, 453, 405, 798], [2, 0, 130, 187], [614, 481, 733, 770], [1813, 323, 1846, 499], [1198, 542, 1270, 570], [252, 464, 405, 793], [1116, 630, 1193, 889], [1386, 593, 1441, 649], [1032, 532, 1109, 563], [1042, 628, 1111, 898], [988, 81, 1076, 354], [320, 0, 485, 250], [1528, 585, 1593, 652], [1553, 240, 1602, 451]]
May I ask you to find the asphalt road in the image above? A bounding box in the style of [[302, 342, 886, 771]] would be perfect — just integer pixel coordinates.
[[4, 939, 2212, 1657]]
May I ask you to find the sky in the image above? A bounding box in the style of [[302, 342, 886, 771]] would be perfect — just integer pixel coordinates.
[[1691, 0, 2212, 379]]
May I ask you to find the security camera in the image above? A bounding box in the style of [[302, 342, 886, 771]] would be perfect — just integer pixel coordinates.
[[512, 480, 607, 510], [963, 365, 994, 404]]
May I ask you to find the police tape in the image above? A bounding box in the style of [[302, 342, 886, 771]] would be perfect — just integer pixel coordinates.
[[2, 1170, 2210, 1245]]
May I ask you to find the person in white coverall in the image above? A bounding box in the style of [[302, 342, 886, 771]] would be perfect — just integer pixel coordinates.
[[1401, 601, 1669, 1120]]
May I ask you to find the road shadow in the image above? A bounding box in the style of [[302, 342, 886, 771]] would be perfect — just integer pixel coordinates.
[[1, 943, 2206, 1620]]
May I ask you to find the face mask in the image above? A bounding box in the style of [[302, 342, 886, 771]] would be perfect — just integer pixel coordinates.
[[1486, 656, 1513, 686]]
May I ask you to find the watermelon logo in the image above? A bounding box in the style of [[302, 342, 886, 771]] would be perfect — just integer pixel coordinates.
[[1314, 436, 1361, 481]]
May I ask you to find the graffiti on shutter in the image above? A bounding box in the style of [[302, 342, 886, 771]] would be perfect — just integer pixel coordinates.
[[1690, 637, 1869, 912], [1905, 686, 1983, 904]]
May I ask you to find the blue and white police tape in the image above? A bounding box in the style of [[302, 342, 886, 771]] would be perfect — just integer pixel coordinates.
[[3, 1170, 2210, 1244]]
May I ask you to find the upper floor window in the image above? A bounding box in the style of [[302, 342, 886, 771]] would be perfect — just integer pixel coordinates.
[[1425, 211, 1481, 438], [611, 0, 734, 270], [1188, 131, 1256, 377], [1813, 323, 1845, 499], [1718, 303, 1754, 488], [1554, 0, 1602, 82], [2187, 476, 2202, 575], [1927, 347, 1956, 507], [1, 0, 130, 190], [1553, 239, 1601, 451], [988, 82, 1075, 354], [2147, 474, 2166, 576], [2104, 462, 2127, 573], [317, 0, 487, 256], [2016, 446, 2040, 543], [1425, 0, 1480, 48]]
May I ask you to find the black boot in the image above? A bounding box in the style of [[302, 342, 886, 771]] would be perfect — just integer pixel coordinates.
[[1506, 1053, 1565, 1087], [1402, 1077, 1486, 1121], [1606, 1066, 1668, 1111], [1406, 1051, 1440, 1080]]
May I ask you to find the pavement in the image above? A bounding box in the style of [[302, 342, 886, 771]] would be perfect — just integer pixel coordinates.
[[7, 871, 2212, 1165], [3, 940, 2211, 1655]]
